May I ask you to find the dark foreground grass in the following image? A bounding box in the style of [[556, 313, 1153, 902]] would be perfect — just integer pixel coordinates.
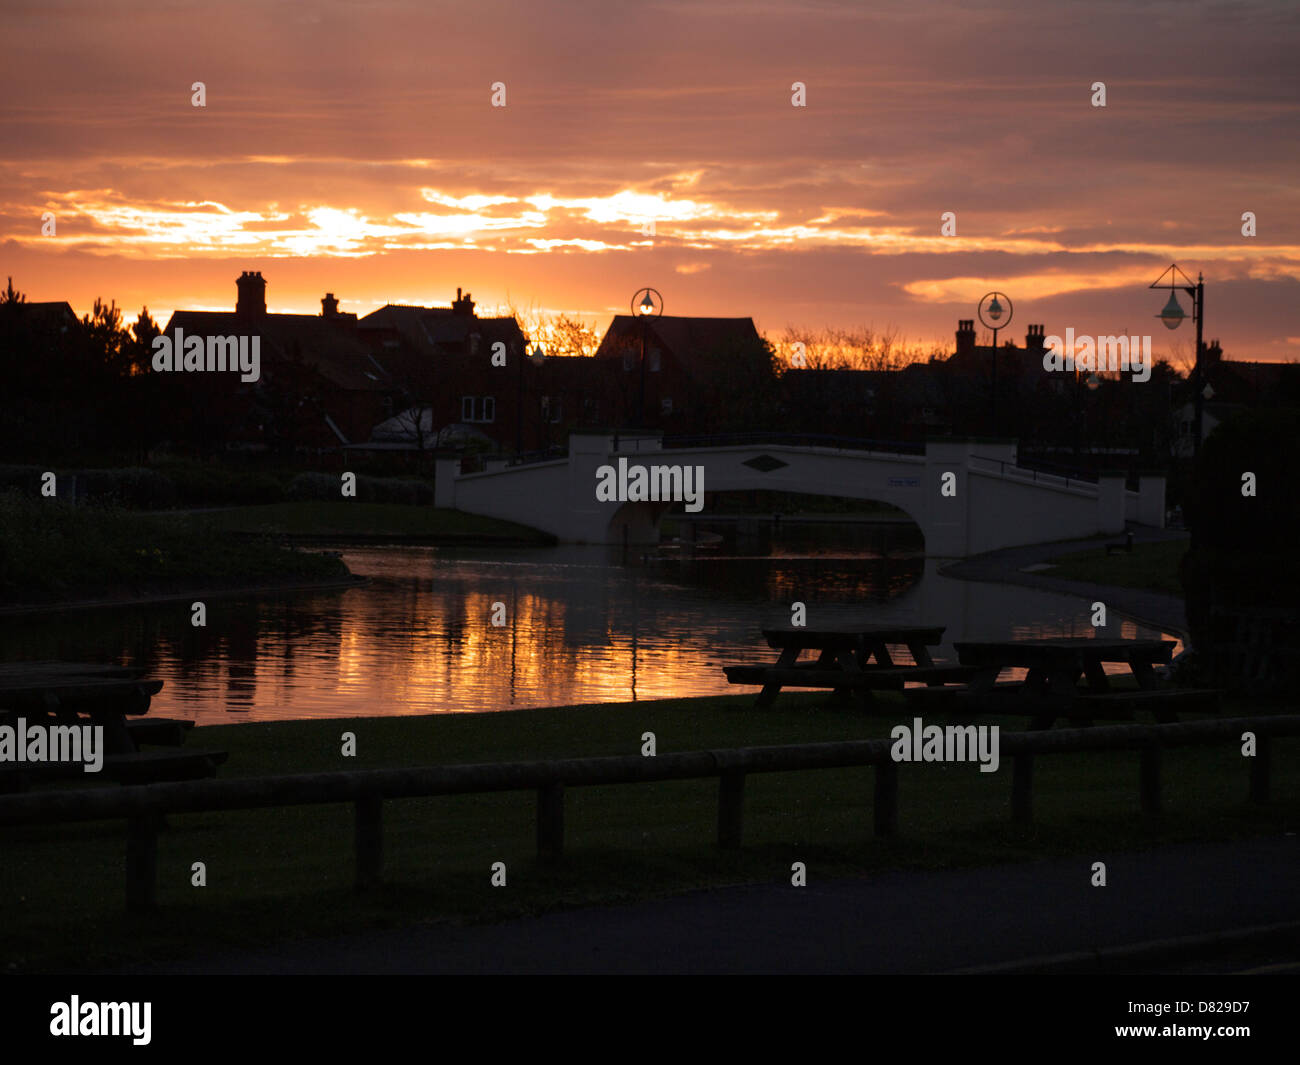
[[3, 692, 1295, 972], [1046, 539, 1188, 596]]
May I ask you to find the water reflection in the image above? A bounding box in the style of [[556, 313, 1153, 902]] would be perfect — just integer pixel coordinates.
[[0, 525, 1181, 725]]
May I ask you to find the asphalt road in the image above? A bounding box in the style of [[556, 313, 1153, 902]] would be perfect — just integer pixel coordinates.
[[122, 835, 1300, 975]]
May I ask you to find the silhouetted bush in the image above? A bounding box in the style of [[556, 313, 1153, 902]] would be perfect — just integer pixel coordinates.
[[0, 465, 45, 493], [72, 466, 177, 509], [158, 461, 284, 506], [286, 472, 434, 505]]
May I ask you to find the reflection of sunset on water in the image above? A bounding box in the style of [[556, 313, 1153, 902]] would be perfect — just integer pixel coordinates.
[[0, 539, 1183, 726]]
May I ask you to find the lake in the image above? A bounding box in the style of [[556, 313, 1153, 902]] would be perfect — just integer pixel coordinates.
[[0, 522, 1181, 725]]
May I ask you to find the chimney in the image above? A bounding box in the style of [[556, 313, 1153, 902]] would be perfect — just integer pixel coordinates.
[[955, 319, 975, 358], [236, 271, 266, 318], [1025, 323, 1045, 350], [322, 292, 339, 317], [452, 287, 475, 317]]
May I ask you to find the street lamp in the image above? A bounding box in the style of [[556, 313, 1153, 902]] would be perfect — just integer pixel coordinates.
[[514, 341, 546, 454], [978, 291, 1013, 432], [1150, 264, 1204, 453], [631, 287, 663, 427]]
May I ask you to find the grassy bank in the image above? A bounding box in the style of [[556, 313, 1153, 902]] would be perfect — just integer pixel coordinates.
[[0, 492, 349, 606], [2, 692, 1294, 972], [203, 501, 553, 543], [1045, 539, 1188, 596]]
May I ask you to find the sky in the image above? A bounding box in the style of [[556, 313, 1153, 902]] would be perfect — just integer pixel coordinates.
[[2, 0, 1298, 360]]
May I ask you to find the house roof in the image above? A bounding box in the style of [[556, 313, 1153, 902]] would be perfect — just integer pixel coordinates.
[[595, 315, 763, 375], [161, 310, 391, 392], [0, 300, 78, 331], [358, 304, 526, 355], [945, 342, 1048, 379]]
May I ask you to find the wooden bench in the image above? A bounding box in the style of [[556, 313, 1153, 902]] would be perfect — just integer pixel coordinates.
[[725, 664, 978, 690], [0, 748, 228, 793], [905, 678, 1221, 727], [102, 748, 228, 786], [725, 625, 958, 707], [125, 717, 195, 747], [0, 663, 225, 790]]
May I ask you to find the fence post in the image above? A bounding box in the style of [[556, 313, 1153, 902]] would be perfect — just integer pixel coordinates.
[[1140, 744, 1162, 814], [1011, 754, 1034, 825], [1250, 735, 1271, 803], [355, 796, 383, 890], [537, 783, 564, 862], [126, 812, 161, 914], [873, 759, 898, 837], [717, 771, 745, 850]]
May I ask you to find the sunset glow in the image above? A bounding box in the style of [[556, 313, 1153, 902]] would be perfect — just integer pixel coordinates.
[[2, 0, 1296, 357]]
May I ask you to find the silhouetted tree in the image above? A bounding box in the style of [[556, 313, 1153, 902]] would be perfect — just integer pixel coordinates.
[[1, 276, 26, 305]]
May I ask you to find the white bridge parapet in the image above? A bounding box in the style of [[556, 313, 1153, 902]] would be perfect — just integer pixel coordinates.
[[434, 431, 1165, 557]]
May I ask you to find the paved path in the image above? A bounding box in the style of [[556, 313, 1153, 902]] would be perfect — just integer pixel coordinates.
[[121, 836, 1298, 974], [941, 528, 1190, 637]]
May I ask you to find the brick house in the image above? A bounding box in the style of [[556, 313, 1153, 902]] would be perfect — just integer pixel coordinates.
[[160, 272, 395, 450]]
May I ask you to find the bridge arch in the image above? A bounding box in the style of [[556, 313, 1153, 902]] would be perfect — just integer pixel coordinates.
[[434, 432, 1165, 557]]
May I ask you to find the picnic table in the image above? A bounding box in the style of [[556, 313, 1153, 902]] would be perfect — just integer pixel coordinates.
[[946, 638, 1218, 728], [0, 662, 226, 791], [724, 625, 978, 708]]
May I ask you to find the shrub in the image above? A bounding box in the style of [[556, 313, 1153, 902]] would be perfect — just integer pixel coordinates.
[[158, 461, 285, 506], [71, 466, 177, 509], [286, 472, 434, 505], [286, 472, 339, 501], [0, 465, 45, 493]]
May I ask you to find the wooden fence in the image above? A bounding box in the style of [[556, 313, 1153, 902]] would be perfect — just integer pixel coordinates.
[[1, 715, 1295, 913]]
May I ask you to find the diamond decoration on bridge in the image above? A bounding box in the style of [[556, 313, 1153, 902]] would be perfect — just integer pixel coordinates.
[[742, 454, 788, 473]]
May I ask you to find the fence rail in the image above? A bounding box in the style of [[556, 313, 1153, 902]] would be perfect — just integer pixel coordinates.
[[3, 715, 1295, 912]]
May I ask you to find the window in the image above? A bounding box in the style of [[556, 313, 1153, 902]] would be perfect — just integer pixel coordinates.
[[649, 348, 662, 372], [541, 396, 562, 423], [661, 397, 673, 415], [623, 348, 635, 372], [461, 396, 496, 423]]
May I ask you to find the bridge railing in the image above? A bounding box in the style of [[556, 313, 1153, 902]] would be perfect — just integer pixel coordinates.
[[2, 715, 1293, 913], [970, 454, 1099, 489], [661, 433, 926, 455]]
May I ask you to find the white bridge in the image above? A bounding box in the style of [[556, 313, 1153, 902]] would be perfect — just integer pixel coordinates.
[[434, 432, 1166, 557]]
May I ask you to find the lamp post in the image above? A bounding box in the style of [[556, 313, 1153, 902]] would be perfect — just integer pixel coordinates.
[[514, 341, 546, 454], [631, 287, 663, 428], [1073, 367, 1100, 463], [1151, 264, 1205, 454], [978, 291, 1013, 433]]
